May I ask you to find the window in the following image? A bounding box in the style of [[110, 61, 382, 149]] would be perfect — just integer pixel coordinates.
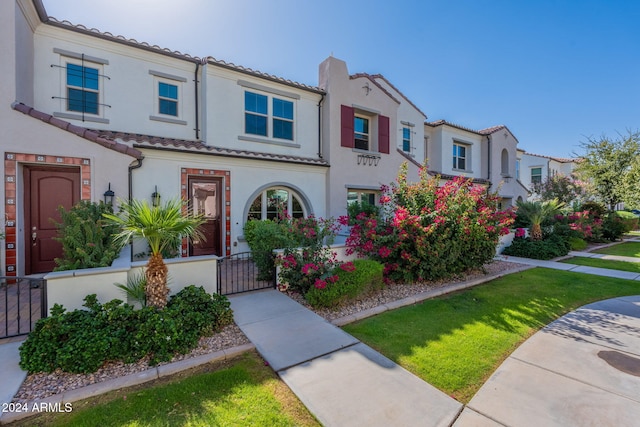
[[501, 149, 509, 175], [354, 116, 369, 150], [247, 187, 306, 221], [347, 190, 376, 206], [453, 143, 467, 170], [158, 82, 178, 116], [531, 167, 542, 184], [66, 63, 99, 114], [340, 105, 390, 153], [244, 91, 294, 140], [402, 127, 411, 152]]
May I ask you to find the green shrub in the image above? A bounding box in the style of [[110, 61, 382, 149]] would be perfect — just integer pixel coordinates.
[[244, 220, 291, 280], [568, 237, 588, 251], [19, 286, 233, 373], [602, 213, 628, 241], [54, 201, 121, 271], [502, 234, 570, 260], [615, 211, 639, 232], [581, 201, 607, 219], [346, 201, 380, 224], [305, 260, 384, 308]]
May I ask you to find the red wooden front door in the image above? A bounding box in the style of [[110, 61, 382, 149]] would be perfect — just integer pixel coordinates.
[[24, 166, 80, 274], [189, 177, 222, 257]]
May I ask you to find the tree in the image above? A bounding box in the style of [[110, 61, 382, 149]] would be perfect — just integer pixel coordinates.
[[104, 198, 205, 309], [575, 131, 640, 210], [515, 199, 564, 241], [531, 173, 587, 206]]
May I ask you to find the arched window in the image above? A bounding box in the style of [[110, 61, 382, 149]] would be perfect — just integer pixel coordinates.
[[247, 187, 307, 221], [501, 149, 509, 175]]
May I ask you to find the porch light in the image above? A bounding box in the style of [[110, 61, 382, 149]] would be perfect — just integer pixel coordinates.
[[151, 185, 161, 207], [103, 183, 115, 205]]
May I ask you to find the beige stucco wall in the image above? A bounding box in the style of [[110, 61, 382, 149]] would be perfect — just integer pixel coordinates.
[[319, 56, 421, 219]]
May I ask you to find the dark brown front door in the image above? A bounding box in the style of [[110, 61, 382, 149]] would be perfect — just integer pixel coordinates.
[[24, 166, 80, 274], [189, 177, 222, 256]]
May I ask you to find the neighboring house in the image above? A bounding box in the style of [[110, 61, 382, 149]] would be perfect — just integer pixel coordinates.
[[517, 149, 578, 200], [424, 121, 529, 208], [318, 56, 425, 219]]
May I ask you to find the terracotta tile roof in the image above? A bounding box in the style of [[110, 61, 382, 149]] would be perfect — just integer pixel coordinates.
[[204, 56, 324, 94], [519, 150, 578, 163], [426, 120, 483, 135], [11, 103, 143, 159], [94, 130, 330, 167]]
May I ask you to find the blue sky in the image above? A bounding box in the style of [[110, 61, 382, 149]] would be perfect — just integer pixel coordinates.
[[43, 0, 639, 158]]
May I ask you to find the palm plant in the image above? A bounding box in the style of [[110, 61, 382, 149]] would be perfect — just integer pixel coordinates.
[[104, 198, 205, 309], [515, 199, 564, 241]]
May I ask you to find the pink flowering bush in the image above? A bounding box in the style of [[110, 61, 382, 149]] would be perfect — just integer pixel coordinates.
[[275, 216, 341, 293], [341, 164, 514, 283]]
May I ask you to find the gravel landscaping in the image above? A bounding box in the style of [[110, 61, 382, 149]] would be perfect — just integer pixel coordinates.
[[12, 260, 527, 403]]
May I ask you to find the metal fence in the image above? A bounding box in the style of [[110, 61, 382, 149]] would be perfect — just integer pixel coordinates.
[[217, 252, 275, 295], [0, 276, 47, 339]]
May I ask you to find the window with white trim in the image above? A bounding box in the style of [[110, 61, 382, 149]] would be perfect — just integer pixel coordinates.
[[402, 127, 411, 153], [244, 91, 294, 140], [247, 187, 305, 221], [354, 116, 370, 150], [158, 82, 178, 116], [531, 167, 543, 184], [347, 190, 377, 206], [453, 143, 468, 170], [66, 62, 100, 115]]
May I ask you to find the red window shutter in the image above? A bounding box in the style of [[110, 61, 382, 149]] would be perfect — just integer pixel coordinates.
[[341, 105, 354, 148], [379, 115, 390, 154]]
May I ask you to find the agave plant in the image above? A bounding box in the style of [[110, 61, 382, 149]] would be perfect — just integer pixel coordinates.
[[515, 199, 564, 241], [104, 198, 205, 309]]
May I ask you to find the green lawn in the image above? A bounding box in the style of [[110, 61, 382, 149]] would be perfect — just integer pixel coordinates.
[[593, 242, 640, 257], [560, 256, 640, 273], [16, 352, 319, 427], [343, 268, 640, 403]]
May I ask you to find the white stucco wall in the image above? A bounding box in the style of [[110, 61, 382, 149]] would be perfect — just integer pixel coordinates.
[[33, 25, 199, 141], [204, 65, 322, 159], [131, 147, 328, 255]]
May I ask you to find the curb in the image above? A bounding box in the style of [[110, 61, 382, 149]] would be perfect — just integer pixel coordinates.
[[0, 343, 255, 425]]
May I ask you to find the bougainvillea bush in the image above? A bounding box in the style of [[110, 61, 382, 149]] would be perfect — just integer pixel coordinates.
[[341, 164, 514, 284]]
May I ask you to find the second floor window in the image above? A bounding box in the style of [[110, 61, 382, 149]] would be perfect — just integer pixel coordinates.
[[245, 91, 294, 140], [354, 116, 370, 150], [402, 127, 411, 152], [158, 82, 178, 116], [453, 143, 467, 170], [531, 167, 542, 184], [67, 63, 99, 114]]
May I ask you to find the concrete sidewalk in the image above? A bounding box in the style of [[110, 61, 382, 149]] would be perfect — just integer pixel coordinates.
[[570, 250, 640, 263], [496, 254, 640, 280], [0, 340, 27, 412], [462, 295, 640, 426], [230, 289, 463, 427]]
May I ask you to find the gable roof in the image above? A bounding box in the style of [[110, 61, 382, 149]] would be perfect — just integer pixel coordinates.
[[11, 102, 143, 159], [520, 150, 577, 163], [426, 120, 520, 143], [93, 130, 329, 167]]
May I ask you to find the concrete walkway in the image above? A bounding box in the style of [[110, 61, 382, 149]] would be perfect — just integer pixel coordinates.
[[2, 247, 640, 425], [230, 289, 463, 427], [496, 254, 640, 280], [461, 296, 640, 426]]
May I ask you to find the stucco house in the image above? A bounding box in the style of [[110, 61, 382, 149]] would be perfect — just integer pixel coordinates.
[[517, 149, 578, 200], [425, 120, 529, 208], [2, 0, 540, 280]]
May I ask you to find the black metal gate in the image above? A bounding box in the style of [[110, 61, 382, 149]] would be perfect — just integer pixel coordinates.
[[217, 252, 275, 295], [1, 276, 47, 339]]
